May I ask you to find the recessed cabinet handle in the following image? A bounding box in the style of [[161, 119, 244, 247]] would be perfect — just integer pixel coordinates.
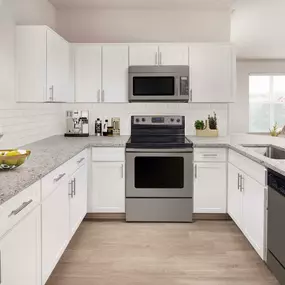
[[54, 173, 66, 183], [8, 199, 33, 218], [77, 157, 85, 164]]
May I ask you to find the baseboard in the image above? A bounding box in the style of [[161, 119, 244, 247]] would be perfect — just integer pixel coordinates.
[[85, 213, 126, 221], [193, 213, 231, 220], [85, 213, 230, 221]]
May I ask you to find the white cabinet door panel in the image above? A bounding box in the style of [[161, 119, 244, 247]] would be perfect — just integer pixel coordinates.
[[42, 178, 70, 284], [102, 45, 129, 103], [227, 163, 243, 228], [0, 207, 41, 285], [242, 174, 265, 259], [70, 163, 88, 237], [129, 45, 158, 66], [191, 45, 233, 102], [194, 163, 227, 213], [74, 45, 102, 102], [47, 29, 70, 102], [159, 45, 189, 66], [90, 162, 125, 213]]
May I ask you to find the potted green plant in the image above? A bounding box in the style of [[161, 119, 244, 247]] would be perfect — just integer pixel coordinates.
[[195, 112, 219, 137]]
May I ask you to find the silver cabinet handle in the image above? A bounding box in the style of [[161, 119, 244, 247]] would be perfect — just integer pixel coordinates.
[[69, 180, 73, 198], [77, 157, 85, 164], [8, 199, 33, 217], [73, 178, 76, 196], [190, 89, 193, 102], [155, 52, 158, 65], [102, 90, 105, 102], [238, 173, 241, 190], [202, 154, 218, 157], [53, 173, 66, 183], [194, 164, 198, 178], [97, 89, 100, 102], [121, 164, 124, 179], [49, 85, 54, 101], [159, 52, 162, 65], [241, 175, 245, 192]]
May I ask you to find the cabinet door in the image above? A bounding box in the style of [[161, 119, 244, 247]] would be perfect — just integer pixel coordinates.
[[16, 26, 47, 102], [42, 179, 70, 284], [70, 163, 88, 237], [129, 45, 158, 66], [47, 29, 70, 102], [74, 45, 102, 102], [227, 163, 243, 228], [90, 162, 125, 213], [102, 45, 129, 103], [242, 174, 265, 259], [0, 207, 41, 285], [159, 45, 189, 66], [190, 45, 234, 102], [194, 163, 226, 213]]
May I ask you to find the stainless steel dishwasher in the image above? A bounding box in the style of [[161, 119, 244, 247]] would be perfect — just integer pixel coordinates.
[[267, 169, 285, 285]]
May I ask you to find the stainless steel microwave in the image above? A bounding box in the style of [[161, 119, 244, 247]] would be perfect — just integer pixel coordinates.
[[128, 66, 190, 102]]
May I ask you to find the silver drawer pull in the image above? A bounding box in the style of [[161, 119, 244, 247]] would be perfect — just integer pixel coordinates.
[[54, 173, 66, 183], [77, 157, 85, 164], [202, 154, 218, 157], [8, 199, 33, 218]]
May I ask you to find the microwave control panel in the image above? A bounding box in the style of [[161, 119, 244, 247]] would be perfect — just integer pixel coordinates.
[[180, 77, 189, 96]]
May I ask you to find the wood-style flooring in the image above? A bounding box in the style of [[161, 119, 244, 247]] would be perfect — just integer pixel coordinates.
[[47, 221, 279, 285]]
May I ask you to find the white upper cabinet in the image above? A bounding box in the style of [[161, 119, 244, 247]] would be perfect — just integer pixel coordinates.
[[102, 45, 129, 103], [74, 45, 102, 103], [158, 45, 189, 66], [46, 29, 70, 102], [129, 45, 158, 66], [194, 163, 227, 213], [16, 26, 70, 103], [190, 44, 235, 102], [0, 207, 41, 285]]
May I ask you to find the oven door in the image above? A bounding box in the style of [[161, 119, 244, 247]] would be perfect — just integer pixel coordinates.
[[129, 73, 188, 102], [126, 149, 193, 198]]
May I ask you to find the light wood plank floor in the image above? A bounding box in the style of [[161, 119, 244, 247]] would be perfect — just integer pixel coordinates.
[[47, 221, 279, 285]]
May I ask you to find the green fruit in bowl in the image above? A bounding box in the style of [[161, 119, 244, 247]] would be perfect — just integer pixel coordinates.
[[0, 149, 31, 170]]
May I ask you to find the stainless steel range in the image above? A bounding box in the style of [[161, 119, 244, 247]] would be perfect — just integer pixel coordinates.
[[125, 115, 193, 222]]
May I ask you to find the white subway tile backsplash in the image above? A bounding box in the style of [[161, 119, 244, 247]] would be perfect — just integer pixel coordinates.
[[63, 103, 229, 136]]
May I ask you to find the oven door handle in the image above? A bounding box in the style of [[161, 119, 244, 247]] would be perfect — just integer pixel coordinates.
[[126, 148, 193, 153]]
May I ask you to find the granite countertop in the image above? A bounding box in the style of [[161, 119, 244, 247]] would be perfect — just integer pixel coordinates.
[[2, 133, 285, 207], [0, 135, 129, 206], [188, 134, 285, 177]]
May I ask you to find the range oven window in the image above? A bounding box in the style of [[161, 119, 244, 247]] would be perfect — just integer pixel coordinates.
[[133, 77, 175, 96], [135, 157, 184, 188]]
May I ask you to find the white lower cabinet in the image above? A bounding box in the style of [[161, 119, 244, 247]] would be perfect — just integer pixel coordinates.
[[90, 162, 125, 213], [228, 162, 266, 259], [194, 162, 227, 213], [0, 206, 41, 285], [42, 176, 70, 284], [70, 163, 88, 236]]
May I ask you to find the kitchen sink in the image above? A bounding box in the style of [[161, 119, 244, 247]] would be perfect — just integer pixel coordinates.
[[241, 145, 285, 160]]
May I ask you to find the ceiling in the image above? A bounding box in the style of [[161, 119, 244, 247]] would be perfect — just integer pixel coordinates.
[[49, 0, 232, 10]]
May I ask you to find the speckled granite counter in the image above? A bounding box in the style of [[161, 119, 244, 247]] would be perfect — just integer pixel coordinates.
[[0, 135, 129, 206], [188, 134, 285, 177]]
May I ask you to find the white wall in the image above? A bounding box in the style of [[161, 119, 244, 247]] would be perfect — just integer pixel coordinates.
[[0, 0, 64, 148], [56, 9, 230, 43], [231, 0, 285, 59], [230, 60, 285, 133], [63, 103, 229, 136]]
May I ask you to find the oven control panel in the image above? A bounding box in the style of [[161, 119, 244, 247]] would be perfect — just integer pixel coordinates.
[[133, 116, 184, 126]]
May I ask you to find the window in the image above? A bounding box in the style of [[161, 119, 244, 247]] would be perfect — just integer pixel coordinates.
[[249, 75, 285, 133]]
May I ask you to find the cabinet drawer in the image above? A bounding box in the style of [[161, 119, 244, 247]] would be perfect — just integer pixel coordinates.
[[229, 149, 266, 186], [194, 148, 227, 162], [69, 149, 88, 175], [41, 161, 72, 201], [0, 181, 40, 238], [92, 147, 125, 162]]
